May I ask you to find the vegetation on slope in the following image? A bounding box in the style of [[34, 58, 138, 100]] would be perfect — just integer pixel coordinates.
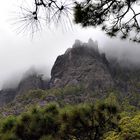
[[0, 90, 139, 140]]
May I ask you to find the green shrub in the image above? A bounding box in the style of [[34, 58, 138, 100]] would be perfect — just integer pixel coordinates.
[[0, 95, 139, 140], [0, 132, 18, 140], [1, 116, 17, 133]]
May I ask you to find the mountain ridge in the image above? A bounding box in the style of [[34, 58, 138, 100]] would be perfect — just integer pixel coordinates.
[[0, 39, 140, 107]]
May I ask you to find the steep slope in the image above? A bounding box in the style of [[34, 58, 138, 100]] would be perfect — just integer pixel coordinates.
[[17, 74, 45, 95], [0, 89, 17, 106], [49, 41, 114, 92], [1, 39, 140, 108], [0, 74, 49, 106]]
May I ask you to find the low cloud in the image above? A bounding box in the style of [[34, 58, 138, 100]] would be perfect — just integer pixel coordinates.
[[2, 65, 51, 90], [102, 39, 140, 68]]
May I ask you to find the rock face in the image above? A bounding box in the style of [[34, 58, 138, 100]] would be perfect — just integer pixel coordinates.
[[17, 75, 44, 95], [1, 39, 140, 107], [0, 89, 17, 106], [49, 43, 114, 91], [0, 74, 49, 106], [0, 39, 115, 106]]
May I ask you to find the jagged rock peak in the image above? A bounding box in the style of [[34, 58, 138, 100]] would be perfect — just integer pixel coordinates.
[[49, 39, 114, 91], [65, 39, 99, 54]]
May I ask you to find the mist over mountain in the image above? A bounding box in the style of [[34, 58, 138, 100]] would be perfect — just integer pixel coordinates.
[[102, 40, 140, 68], [1, 39, 140, 88], [49, 39, 114, 91], [0, 67, 50, 106], [2, 66, 51, 90], [1, 38, 140, 90], [1, 39, 140, 106], [66, 39, 140, 70], [0, 39, 140, 140]]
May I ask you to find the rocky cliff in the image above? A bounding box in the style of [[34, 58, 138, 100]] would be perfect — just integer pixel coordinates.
[[0, 39, 140, 107], [49, 40, 114, 92]]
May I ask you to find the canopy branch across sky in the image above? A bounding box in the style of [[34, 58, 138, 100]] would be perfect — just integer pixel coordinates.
[[14, 0, 140, 42]]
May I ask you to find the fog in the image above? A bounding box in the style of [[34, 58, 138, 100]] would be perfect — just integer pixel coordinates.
[[1, 36, 140, 90], [2, 65, 51, 89], [102, 39, 140, 67], [70, 38, 140, 68], [0, 0, 140, 89]]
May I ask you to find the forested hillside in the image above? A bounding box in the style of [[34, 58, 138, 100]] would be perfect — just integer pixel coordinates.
[[0, 40, 140, 140]]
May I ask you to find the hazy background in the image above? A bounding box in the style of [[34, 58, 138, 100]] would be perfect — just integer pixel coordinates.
[[0, 0, 140, 89]]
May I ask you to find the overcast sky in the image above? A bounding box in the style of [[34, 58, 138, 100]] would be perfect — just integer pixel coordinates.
[[0, 0, 140, 89]]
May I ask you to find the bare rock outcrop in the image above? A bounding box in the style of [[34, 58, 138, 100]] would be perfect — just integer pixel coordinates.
[[49, 41, 114, 91], [0, 74, 49, 106]]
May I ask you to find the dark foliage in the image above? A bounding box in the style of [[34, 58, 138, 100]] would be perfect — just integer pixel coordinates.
[[0, 100, 119, 140], [0, 89, 139, 140], [16, 0, 140, 42], [13, 0, 74, 36], [74, 0, 140, 42]]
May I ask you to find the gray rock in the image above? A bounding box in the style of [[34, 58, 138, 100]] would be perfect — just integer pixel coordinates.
[[0, 89, 17, 106], [0, 74, 50, 106], [49, 45, 114, 91], [17, 74, 44, 95]]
